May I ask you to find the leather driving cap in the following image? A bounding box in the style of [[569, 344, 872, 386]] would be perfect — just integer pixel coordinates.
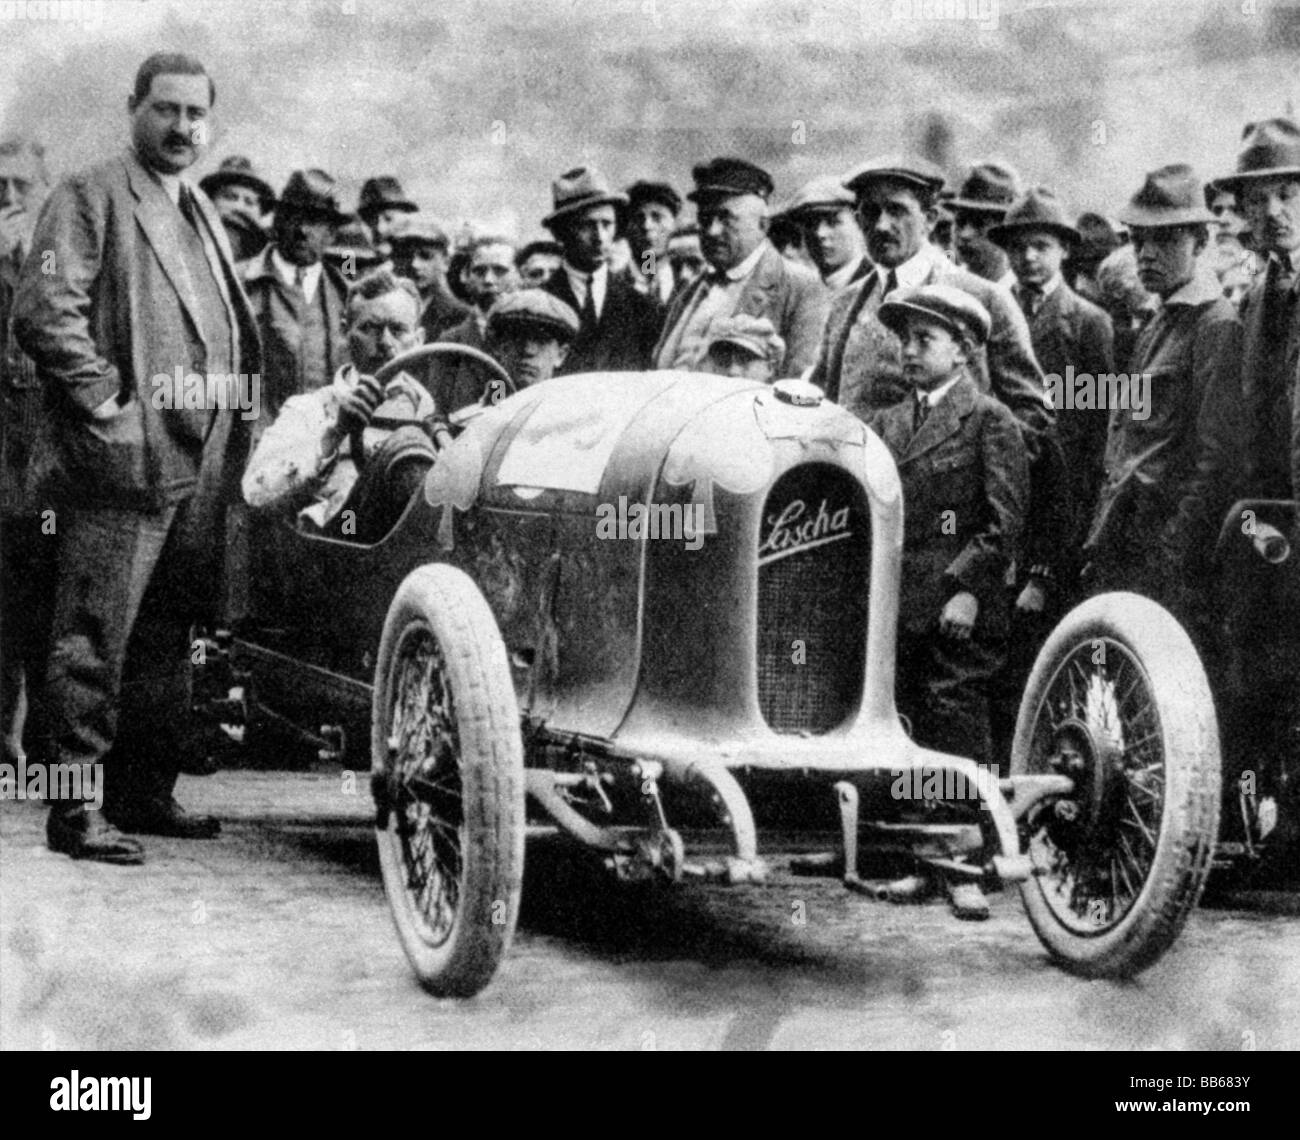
[[687, 156, 775, 203], [357, 175, 418, 217], [278, 168, 348, 222], [947, 161, 1022, 215], [988, 186, 1080, 247], [543, 165, 629, 228], [1211, 117, 1300, 196], [486, 288, 580, 342], [199, 155, 276, 212], [1118, 163, 1217, 228], [878, 284, 992, 345], [780, 175, 857, 220], [841, 155, 946, 198]]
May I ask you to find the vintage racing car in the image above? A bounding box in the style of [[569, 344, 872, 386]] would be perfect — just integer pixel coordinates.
[[190, 344, 1225, 996]]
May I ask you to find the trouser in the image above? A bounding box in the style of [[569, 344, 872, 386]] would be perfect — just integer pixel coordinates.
[[42, 492, 222, 812], [0, 513, 58, 760], [896, 628, 1005, 768]]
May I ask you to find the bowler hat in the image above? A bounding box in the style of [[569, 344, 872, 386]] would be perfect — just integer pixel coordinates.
[[486, 289, 580, 343], [278, 169, 348, 223], [199, 155, 275, 213], [947, 161, 1021, 216], [357, 176, 418, 219], [705, 314, 786, 364], [543, 165, 629, 229], [988, 187, 1080, 247], [388, 215, 451, 251], [842, 155, 946, 199], [779, 175, 857, 221], [878, 283, 991, 345], [626, 180, 682, 215], [1118, 164, 1217, 228], [687, 157, 775, 203], [1211, 117, 1300, 197]]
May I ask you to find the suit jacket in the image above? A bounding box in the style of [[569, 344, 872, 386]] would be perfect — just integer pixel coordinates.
[[653, 242, 830, 377], [868, 375, 1028, 636], [810, 245, 1053, 454], [239, 247, 349, 422], [1021, 279, 1115, 580], [1235, 265, 1300, 504], [434, 314, 494, 413], [544, 267, 658, 374], [420, 278, 472, 342], [12, 148, 261, 512]]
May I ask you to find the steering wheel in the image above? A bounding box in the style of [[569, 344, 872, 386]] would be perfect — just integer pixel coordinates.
[[351, 343, 517, 469]]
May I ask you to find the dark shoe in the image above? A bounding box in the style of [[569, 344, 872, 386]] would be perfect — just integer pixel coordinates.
[[47, 807, 145, 865], [106, 797, 221, 839]]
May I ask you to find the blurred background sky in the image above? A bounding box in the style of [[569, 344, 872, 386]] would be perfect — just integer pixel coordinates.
[[1, 0, 1299, 241]]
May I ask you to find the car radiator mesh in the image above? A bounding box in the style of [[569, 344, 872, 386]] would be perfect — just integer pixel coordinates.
[[756, 465, 870, 735]]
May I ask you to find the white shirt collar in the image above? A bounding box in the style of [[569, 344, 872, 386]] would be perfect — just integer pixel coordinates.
[[718, 240, 769, 283], [563, 260, 608, 315], [919, 372, 963, 407], [271, 247, 323, 304], [1016, 273, 1062, 299], [823, 255, 864, 292], [879, 243, 940, 293], [1162, 265, 1223, 308]]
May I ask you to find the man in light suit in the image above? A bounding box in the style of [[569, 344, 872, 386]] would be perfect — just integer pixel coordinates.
[[808, 156, 1053, 456], [654, 157, 829, 377], [541, 165, 659, 375], [13, 52, 261, 862]]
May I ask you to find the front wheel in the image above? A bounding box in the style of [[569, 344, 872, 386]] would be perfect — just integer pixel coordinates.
[[372, 564, 525, 997], [1012, 592, 1220, 978]]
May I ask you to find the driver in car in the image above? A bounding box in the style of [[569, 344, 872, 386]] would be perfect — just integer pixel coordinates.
[[241, 268, 435, 534]]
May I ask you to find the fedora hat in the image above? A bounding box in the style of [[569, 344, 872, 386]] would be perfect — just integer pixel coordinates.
[[199, 155, 275, 213], [325, 217, 383, 268], [947, 161, 1021, 216], [357, 175, 418, 218], [1211, 117, 1300, 197], [1117, 164, 1216, 228], [989, 187, 1080, 247], [878, 283, 991, 346], [842, 155, 946, 199], [543, 165, 629, 229], [779, 175, 857, 221], [278, 168, 348, 223]]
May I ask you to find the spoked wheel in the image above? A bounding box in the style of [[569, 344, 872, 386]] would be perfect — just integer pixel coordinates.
[[372, 565, 525, 997], [1012, 592, 1220, 978]]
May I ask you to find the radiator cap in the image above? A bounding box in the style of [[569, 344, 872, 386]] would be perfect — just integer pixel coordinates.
[[771, 378, 824, 407]]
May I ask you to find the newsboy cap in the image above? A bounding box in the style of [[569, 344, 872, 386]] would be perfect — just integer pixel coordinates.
[[626, 180, 682, 215], [687, 157, 775, 203], [947, 161, 1022, 216], [1118, 163, 1217, 228], [779, 174, 857, 220], [278, 168, 348, 223], [199, 155, 275, 213], [543, 165, 629, 229], [1211, 117, 1300, 197], [705, 314, 787, 365], [878, 284, 991, 346], [988, 186, 1080, 247], [388, 214, 451, 251], [357, 175, 418, 218], [486, 289, 580, 343], [841, 155, 946, 198]]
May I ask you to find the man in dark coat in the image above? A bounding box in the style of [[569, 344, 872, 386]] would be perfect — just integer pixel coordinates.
[[12, 52, 262, 861], [810, 156, 1053, 457], [541, 165, 659, 375], [949, 161, 1021, 288], [654, 157, 829, 377], [239, 169, 351, 428]]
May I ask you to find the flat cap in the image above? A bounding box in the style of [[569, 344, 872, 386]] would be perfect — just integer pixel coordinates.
[[1118, 163, 1217, 228], [388, 215, 451, 250], [688, 157, 775, 203], [842, 155, 946, 197], [486, 289, 580, 342], [878, 283, 991, 346], [779, 175, 857, 220], [705, 314, 787, 364], [626, 180, 682, 215]]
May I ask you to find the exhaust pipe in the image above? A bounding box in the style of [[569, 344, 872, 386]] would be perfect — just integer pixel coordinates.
[[1252, 521, 1291, 564]]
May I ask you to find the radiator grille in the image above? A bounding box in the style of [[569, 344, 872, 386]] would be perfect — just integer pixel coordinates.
[[756, 465, 869, 734]]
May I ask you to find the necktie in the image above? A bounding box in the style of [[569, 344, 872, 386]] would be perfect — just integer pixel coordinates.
[[177, 184, 201, 234], [912, 394, 930, 436], [881, 269, 899, 298], [581, 274, 598, 326], [1018, 285, 1042, 320]]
